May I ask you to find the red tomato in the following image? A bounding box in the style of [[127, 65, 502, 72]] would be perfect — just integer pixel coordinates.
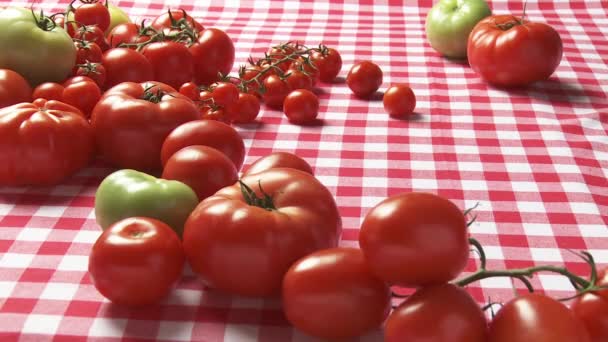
[[243, 152, 313, 176], [282, 247, 390, 340], [359, 192, 469, 286], [74, 40, 103, 65], [62, 76, 102, 118], [91, 82, 199, 171], [383, 84, 416, 118], [72, 25, 109, 51], [160, 120, 245, 170], [107, 23, 150, 48], [200, 106, 229, 123], [190, 28, 235, 85], [0, 69, 31, 108], [385, 284, 488, 342], [226, 93, 260, 124], [571, 268, 608, 342], [210, 82, 239, 107], [0, 99, 93, 186], [102, 48, 154, 89], [88, 217, 185, 306], [489, 293, 590, 342], [74, 62, 106, 88], [347, 61, 383, 98], [32, 82, 64, 101], [262, 74, 290, 109], [162, 145, 238, 201], [285, 70, 313, 91], [310, 47, 342, 82], [467, 15, 563, 87], [142, 41, 194, 90], [73, 1, 111, 32], [183, 168, 342, 296], [267, 44, 295, 71], [150, 9, 204, 33], [179, 82, 200, 100], [239, 65, 263, 96], [283, 89, 319, 124], [289, 57, 319, 85]]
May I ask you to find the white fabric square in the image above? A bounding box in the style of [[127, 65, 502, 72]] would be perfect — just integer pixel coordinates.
[[22, 314, 62, 334], [0, 253, 35, 268], [40, 283, 79, 301]]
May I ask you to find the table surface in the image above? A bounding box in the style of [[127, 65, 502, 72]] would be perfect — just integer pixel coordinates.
[[1, 0, 607, 341]]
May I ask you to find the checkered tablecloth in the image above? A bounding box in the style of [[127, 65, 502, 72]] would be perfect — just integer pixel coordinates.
[[1, 0, 607, 340]]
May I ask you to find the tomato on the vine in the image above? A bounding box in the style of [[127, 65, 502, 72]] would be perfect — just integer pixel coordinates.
[[383, 84, 416, 118], [310, 47, 342, 82], [62, 76, 102, 117], [74, 40, 103, 65], [71, 24, 109, 51], [286, 70, 313, 91], [108, 22, 150, 48], [226, 92, 260, 124], [210, 82, 239, 107], [289, 57, 319, 84], [262, 74, 291, 109], [200, 106, 229, 122], [243, 152, 313, 176], [571, 268, 608, 342], [151, 9, 204, 33], [179, 82, 200, 100], [142, 41, 194, 89], [347, 61, 383, 98], [102, 48, 153, 88], [73, 0, 111, 32], [0, 69, 31, 109], [283, 89, 319, 124], [267, 44, 295, 71], [282, 247, 391, 340], [190, 28, 235, 85]]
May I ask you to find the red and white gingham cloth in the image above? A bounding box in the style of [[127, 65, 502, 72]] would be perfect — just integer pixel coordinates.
[[1, 0, 607, 341]]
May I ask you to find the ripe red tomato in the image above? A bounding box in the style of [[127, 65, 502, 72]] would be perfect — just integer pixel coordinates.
[[282, 247, 390, 340], [262, 74, 291, 109], [91, 82, 199, 171], [0, 99, 93, 186], [108, 23, 150, 48], [162, 145, 238, 201], [179, 82, 200, 100], [571, 268, 608, 342], [489, 293, 590, 342], [359, 192, 469, 286], [74, 40, 103, 65], [383, 84, 416, 118], [210, 82, 239, 107], [243, 152, 313, 176], [200, 106, 230, 123], [385, 284, 488, 342], [226, 92, 260, 124], [283, 89, 319, 124], [62, 76, 102, 118], [142, 41, 194, 90], [310, 47, 342, 82], [267, 44, 295, 71], [88, 217, 185, 306], [102, 48, 154, 89], [161, 120, 245, 170], [467, 15, 563, 87], [190, 28, 234, 85], [32, 82, 64, 101], [74, 62, 106, 88], [0, 69, 31, 109], [71, 25, 109, 51], [183, 168, 342, 296], [151, 9, 204, 33], [240, 65, 263, 96], [73, 1, 111, 32], [347, 61, 383, 98], [285, 70, 313, 91], [289, 57, 319, 85]]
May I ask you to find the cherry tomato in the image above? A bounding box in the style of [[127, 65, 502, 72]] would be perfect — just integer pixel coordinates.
[[0, 69, 31, 108], [571, 268, 608, 342], [108, 22, 150, 48], [282, 247, 391, 340], [73, 1, 111, 32], [32, 82, 64, 101], [179, 82, 200, 100], [183, 168, 342, 296], [289, 57, 319, 84], [102, 48, 154, 89], [262, 74, 290, 109], [151, 9, 204, 33], [286, 70, 313, 90], [161, 120, 245, 170], [283, 89, 319, 124], [74, 40, 102, 65], [239, 65, 263, 96], [267, 44, 295, 71], [359, 192, 469, 286], [74, 62, 106, 88], [199, 90, 213, 102], [141, 41, 194, 90], [200, 106, 229, 122], [385, 283, 488, 342], [310, 47, 342, 82], [62, 76, 102, 118], [88, 217, 185, 306], [211, 82, 239, 107], [72, 25, 109, 51], [383, 84, 416, 118], [243, 152, 313, 176], [489, 293, 590, 342], [162, 145, 238, 201], [190, 28, 235, 85], [226, 93, 260, 124], [346, 61, 383, 98]]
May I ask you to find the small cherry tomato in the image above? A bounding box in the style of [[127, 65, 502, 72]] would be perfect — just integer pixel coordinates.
[[346, 61, 383, 98], [74, 62, 106, 88], [571, 268, 608, 342], [62, 77, 102, 118], [211, 82, 240, 107], [179, 82, 201, 101], [108, 22, 151, 48], [32, 82, 64, 101], [310, 47, 342, 82], [226, 92, 260, 124], [286, 70, 313, 91], [142, 41, 194, 90], [151, 9, 204, 33], [383, 84, 416, 118], [74, 40, 103, 65], [262, 74, 291, 109], [73, 1, 111, 32], [102, 48, 154, 88], [283, 89, 319, 124]]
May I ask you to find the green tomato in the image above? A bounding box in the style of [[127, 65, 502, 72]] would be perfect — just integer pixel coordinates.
[[425, 0, 491, 58], [0, 7, 76, 85], [95, 169, 199, 237], [107, 3, 131, 34]]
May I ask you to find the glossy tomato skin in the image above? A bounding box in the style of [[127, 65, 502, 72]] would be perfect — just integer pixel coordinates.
[[283, 89, 319, 124], [190, 28, 235, 85], [226, 92, 260, 123], [0, 69, 31, 108], [91, 82, 199, 171], [160, 120, 245, 170], [74, 2, 111, 32], [151, 10, 204, 33], [489, 293, 590, 342], [359, 192, 469, 287], [571, 268, 608, 342], [102, 48, 154, 89], [467, 15, 563, 87], [385, 283, 487, 342], [108, 22, 150, 48], [88, 217, 185, 306], [74, 40, 103, 65], [310, 47, 342, 82], [282, 247, 391, 340], [162, 145, 238, 201], [142, 41, 194, 90], [183, 168, 342, 297], [383, 84, 416, 118], [62, 76, 102, 118], [32, 82, 64, 101], [0, 99, 93, 186], [262, 74, 291, 109], [243, 152, 313, 176], [346, 61, 383, 98], [285, 70, 313, 91]]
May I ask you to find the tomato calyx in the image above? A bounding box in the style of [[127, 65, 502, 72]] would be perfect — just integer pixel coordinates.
[[238, 180, 276, 211], [141, 86, 170, 103], [495, 1, 529, 31], [30, 8, 57, 32]]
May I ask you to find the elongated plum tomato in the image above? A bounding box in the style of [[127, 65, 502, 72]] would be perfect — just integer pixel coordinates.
[[359, 192, 469, 286], [282, 247, 391, 340]]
